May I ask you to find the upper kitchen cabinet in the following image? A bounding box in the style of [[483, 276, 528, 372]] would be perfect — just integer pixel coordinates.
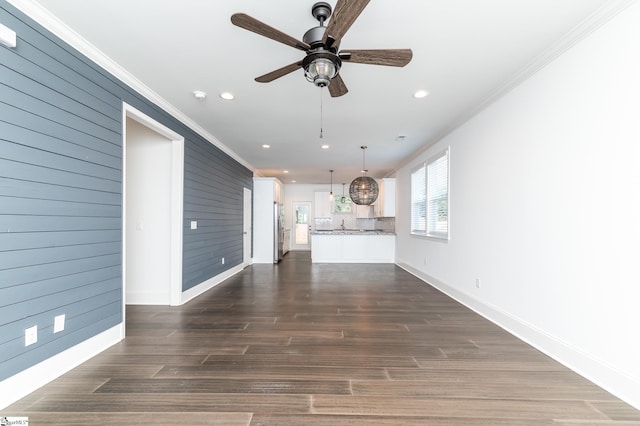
[[274, 179, 283, 204], [374, 178, 396, 218], [314, 191, 332, 218], [356, 204, 373, 218]]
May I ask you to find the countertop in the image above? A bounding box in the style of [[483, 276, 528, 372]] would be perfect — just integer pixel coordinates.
[[311, 230, 396, 235]]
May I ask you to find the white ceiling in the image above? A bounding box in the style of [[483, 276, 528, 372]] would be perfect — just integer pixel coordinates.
[[22, 0, 614, 184]]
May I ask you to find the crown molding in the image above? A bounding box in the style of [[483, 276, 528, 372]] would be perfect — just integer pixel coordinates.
[[6, 0, 255, 172], [394, 0, 637, 172]]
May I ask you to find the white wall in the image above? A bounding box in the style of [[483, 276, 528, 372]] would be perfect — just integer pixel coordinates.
[[395, 2, 640, 409], [283, 183, 331, 233], [125, 118, 173, 304]]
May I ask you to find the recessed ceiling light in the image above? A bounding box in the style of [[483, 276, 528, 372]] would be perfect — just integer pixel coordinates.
[[292, 180, 297, 183], [219, 92, 235, 100], [321, 144, 330, 149], [193, 90, 207, 100], [413, 90, 429, 99], [283, 170, 289, 174], [262, 144, 270, 149]]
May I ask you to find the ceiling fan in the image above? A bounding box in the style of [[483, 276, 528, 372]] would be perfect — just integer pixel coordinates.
[[231, 0, 413, 97]]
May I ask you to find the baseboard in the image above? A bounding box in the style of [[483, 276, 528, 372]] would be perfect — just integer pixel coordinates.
[[179, 264, 244, 305], [126, 291, 170, 305], [396, 260, 640, 411], [0, 324, 123, 410]]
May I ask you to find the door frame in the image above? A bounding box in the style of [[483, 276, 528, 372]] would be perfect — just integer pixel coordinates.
[[243, 187, 252, 266], [122, 103, 184, 332], [291, 201, 312, 251]]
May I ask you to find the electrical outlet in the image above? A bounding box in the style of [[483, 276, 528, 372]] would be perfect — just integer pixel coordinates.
[[54, 314, 65, 333], [190, 221, 197, 230], [475, 278, 481, 289], [221, 257, 225, 265], [25, 325, 38, 346]]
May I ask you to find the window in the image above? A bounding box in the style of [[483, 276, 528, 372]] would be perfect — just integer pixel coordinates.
[[411, 164, 426, 234], [411, 148, 449, 239]]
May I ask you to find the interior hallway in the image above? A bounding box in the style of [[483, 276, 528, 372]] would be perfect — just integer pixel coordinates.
[[5, 251, 640, 425]]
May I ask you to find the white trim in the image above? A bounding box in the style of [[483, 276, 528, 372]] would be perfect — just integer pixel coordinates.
[[395, 260, 640, 411], [6, 0, 254, 173], [122, 103, 184, 311], [180, 264, 245, 305], [0, 324, 123, 410]]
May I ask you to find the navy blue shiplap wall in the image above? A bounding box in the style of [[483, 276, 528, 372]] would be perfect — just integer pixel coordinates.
[[0, 1, 252, 382]]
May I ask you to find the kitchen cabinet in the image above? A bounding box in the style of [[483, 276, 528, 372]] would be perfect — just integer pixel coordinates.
[[355, 204, 372, 218], [311, 233, 395, 263], [374, 178, 396, 218], [314, 191, 332, 218]]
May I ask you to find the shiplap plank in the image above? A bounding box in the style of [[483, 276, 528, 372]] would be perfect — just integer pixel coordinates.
[[0, 229, 120, 251], [0, 103, 121, 156], [0, 280, 121, 340], [0, 121, 121, 170], [1, 62, 120, 133], [0, 196, 121, 218], [0, 253, 121, 288], [0, 178, 122, 205], [0, 265, 121, 306], [0, 215, 120, 233], [0, 241, 120, 270], [0, 84, 120, 141], [0, 158, 120, 193]]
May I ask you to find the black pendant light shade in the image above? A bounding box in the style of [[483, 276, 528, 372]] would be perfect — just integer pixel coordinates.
[[350, 176, 378, 205], [349, 146, 379, 205]]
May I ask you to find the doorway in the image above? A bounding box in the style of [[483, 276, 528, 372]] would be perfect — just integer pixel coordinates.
[[243, 187, 252, 266], [291, 202, 311, 251], [123, 104, 184, 321]]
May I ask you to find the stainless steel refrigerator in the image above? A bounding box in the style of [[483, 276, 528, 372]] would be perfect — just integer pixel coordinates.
[[274, 202, 284, 263]]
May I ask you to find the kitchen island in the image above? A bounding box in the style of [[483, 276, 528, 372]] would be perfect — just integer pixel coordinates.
[[310, 230, 395, 263]]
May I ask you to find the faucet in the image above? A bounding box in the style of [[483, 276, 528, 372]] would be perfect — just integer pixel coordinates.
[[341, 219, 345, 230]]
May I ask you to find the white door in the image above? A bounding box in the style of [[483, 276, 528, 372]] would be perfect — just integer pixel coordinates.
[[243, 187, 252, 266], [292, 202, 311, 251]]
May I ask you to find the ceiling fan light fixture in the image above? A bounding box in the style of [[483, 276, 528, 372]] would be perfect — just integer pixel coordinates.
[[303, 52, 340, 88]]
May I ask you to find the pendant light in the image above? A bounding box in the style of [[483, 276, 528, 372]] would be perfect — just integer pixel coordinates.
[[329, 169, 334, 200], [341, 183, 347, 203], [349, 146, 379, 205]]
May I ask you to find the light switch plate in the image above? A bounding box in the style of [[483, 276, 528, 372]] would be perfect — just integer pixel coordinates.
[[191, 221, 197, 230]]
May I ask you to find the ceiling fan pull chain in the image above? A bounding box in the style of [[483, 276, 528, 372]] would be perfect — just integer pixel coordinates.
[[319, 86, 324, 139]]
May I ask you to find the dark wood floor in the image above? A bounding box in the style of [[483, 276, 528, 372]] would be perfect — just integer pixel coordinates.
[[5, 251, 640, 425]]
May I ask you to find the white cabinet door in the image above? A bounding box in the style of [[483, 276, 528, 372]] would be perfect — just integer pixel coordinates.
[[355, 204, 372, 218], [374, 178, 396, 217]]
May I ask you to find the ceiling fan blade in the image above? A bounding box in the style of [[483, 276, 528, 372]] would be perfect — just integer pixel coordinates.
[[328, 74, 349, 97], [255, 61, 303, 83], [231, 13, 310, 51], [322, 0, 371, 48], [340, 49, 413, 67]]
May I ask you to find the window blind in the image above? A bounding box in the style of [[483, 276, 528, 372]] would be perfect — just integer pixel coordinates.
[[426, 149, 449, 238], [411, 164, 426, 234]]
